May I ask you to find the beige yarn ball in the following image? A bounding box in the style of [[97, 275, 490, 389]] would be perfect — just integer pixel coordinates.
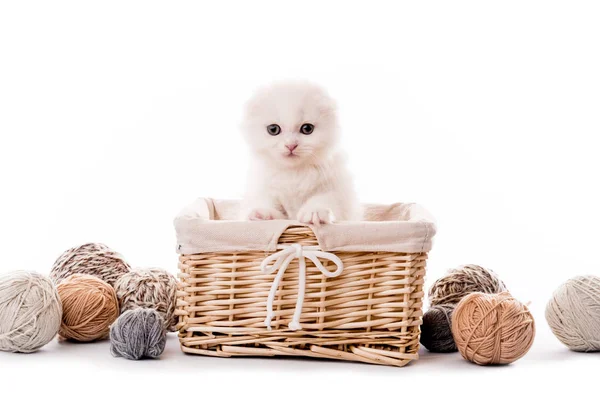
[[57, 274, 120, 342], [546, 275, 600, 352], [452, 292, 535, 365], [114, 269, 178, 331], [0, 271, 62, 353], [429, 264, 507, 306], [50, 243, 131, 286]]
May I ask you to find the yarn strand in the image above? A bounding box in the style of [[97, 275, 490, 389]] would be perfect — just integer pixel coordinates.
[[0, 271, 62, 353], [452, 292, 535, 365]]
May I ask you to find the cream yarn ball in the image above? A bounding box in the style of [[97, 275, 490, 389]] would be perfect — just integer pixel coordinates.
[[114, 269, 178, 331], [546, 275, 600, 352], [0, 271, 62, 353]]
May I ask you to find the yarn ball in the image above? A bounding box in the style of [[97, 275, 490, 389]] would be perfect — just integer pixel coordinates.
[[0, 271, 62, 353], [114, 268, 178, 332], [429, 264, 507, 306], [110, 308, 167, 360], [545, 275, 600, 352], [57, 274, 119, 342], [50, 243, 131, 286], [452, 292, 535, 365], [420, 304, 457, 353]]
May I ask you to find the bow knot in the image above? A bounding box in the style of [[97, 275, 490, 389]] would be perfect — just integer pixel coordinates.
[[260, 244, 344, 331]]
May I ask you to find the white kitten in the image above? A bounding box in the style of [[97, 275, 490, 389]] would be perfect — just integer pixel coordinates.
[[241, 81, 359, 224]]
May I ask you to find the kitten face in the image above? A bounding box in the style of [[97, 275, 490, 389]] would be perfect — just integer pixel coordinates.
[[242, 81, 339, 167]]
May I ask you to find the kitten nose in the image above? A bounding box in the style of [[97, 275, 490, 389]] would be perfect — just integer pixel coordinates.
[[286, 143, 298, 152]]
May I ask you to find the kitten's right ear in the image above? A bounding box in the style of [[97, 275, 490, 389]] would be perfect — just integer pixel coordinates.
[[243, 95, 265, 122], [244, 84, 271, 115]]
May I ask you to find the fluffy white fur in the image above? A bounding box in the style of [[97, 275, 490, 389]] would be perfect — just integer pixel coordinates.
[[241, 81, 359, 224]]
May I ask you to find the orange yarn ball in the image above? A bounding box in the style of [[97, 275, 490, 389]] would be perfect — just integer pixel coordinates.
[[57, 274, 119, 342], [451, 292, 535, 365]]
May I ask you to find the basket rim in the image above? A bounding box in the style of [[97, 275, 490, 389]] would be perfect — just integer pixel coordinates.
[[175, 198, 436, 255]]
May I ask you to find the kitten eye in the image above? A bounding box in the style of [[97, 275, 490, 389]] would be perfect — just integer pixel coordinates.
[[300, 123, 314, 135], [267, 124, 281, 136]]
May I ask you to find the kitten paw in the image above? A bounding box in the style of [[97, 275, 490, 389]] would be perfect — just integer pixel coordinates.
[[248, 208, 286, 221], [297, 208, 334, 225]]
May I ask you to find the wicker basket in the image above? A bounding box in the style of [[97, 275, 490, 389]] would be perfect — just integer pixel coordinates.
[[175, 198, 435, 367]]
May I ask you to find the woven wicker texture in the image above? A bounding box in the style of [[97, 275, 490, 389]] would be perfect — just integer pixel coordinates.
[[177, 226, 427, 367]]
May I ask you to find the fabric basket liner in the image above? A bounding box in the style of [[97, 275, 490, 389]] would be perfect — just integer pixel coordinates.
[[175, 198, 436, 254]]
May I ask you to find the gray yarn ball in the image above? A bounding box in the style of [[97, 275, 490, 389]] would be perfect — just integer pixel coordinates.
[[110, 308, 166, 360], [420, 304, 458, 353]]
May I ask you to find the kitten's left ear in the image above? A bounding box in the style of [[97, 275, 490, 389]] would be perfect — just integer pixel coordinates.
[[316, 95, 338, 117]]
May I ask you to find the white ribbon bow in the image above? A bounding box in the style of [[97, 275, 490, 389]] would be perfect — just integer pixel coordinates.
[[260, 243, 344, 331]]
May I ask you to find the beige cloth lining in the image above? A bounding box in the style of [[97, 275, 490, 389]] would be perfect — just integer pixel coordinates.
[[174, 198, 436, 254]]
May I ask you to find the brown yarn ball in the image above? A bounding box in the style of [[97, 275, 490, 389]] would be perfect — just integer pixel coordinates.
[[114, 268, 178, 332], [420, 304, 457, 353], [50, 243, 131, 286], [429, 264, 507, 306], [56, 274, 120, 342], [452, 292, 535, 365]]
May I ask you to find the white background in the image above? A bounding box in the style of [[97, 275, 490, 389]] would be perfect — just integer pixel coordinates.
[[1, 1, 598, 398]]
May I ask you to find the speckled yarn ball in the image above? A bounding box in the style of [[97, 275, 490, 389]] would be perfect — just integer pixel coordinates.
[[57, 274, 120, 342], [546, 275, 600, 352], [50, 243, 131, 286], [452, 292, 535, 365], [420, 304, 457, 353], [429, 264, 507, 306], [114, 268, 178, 332], [0, 271, 62, 353], [110, 308, 167, 360]]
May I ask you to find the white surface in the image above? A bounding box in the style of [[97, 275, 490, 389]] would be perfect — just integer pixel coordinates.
[[1, 332, 596, 397], [0, 1, 598, 398]]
